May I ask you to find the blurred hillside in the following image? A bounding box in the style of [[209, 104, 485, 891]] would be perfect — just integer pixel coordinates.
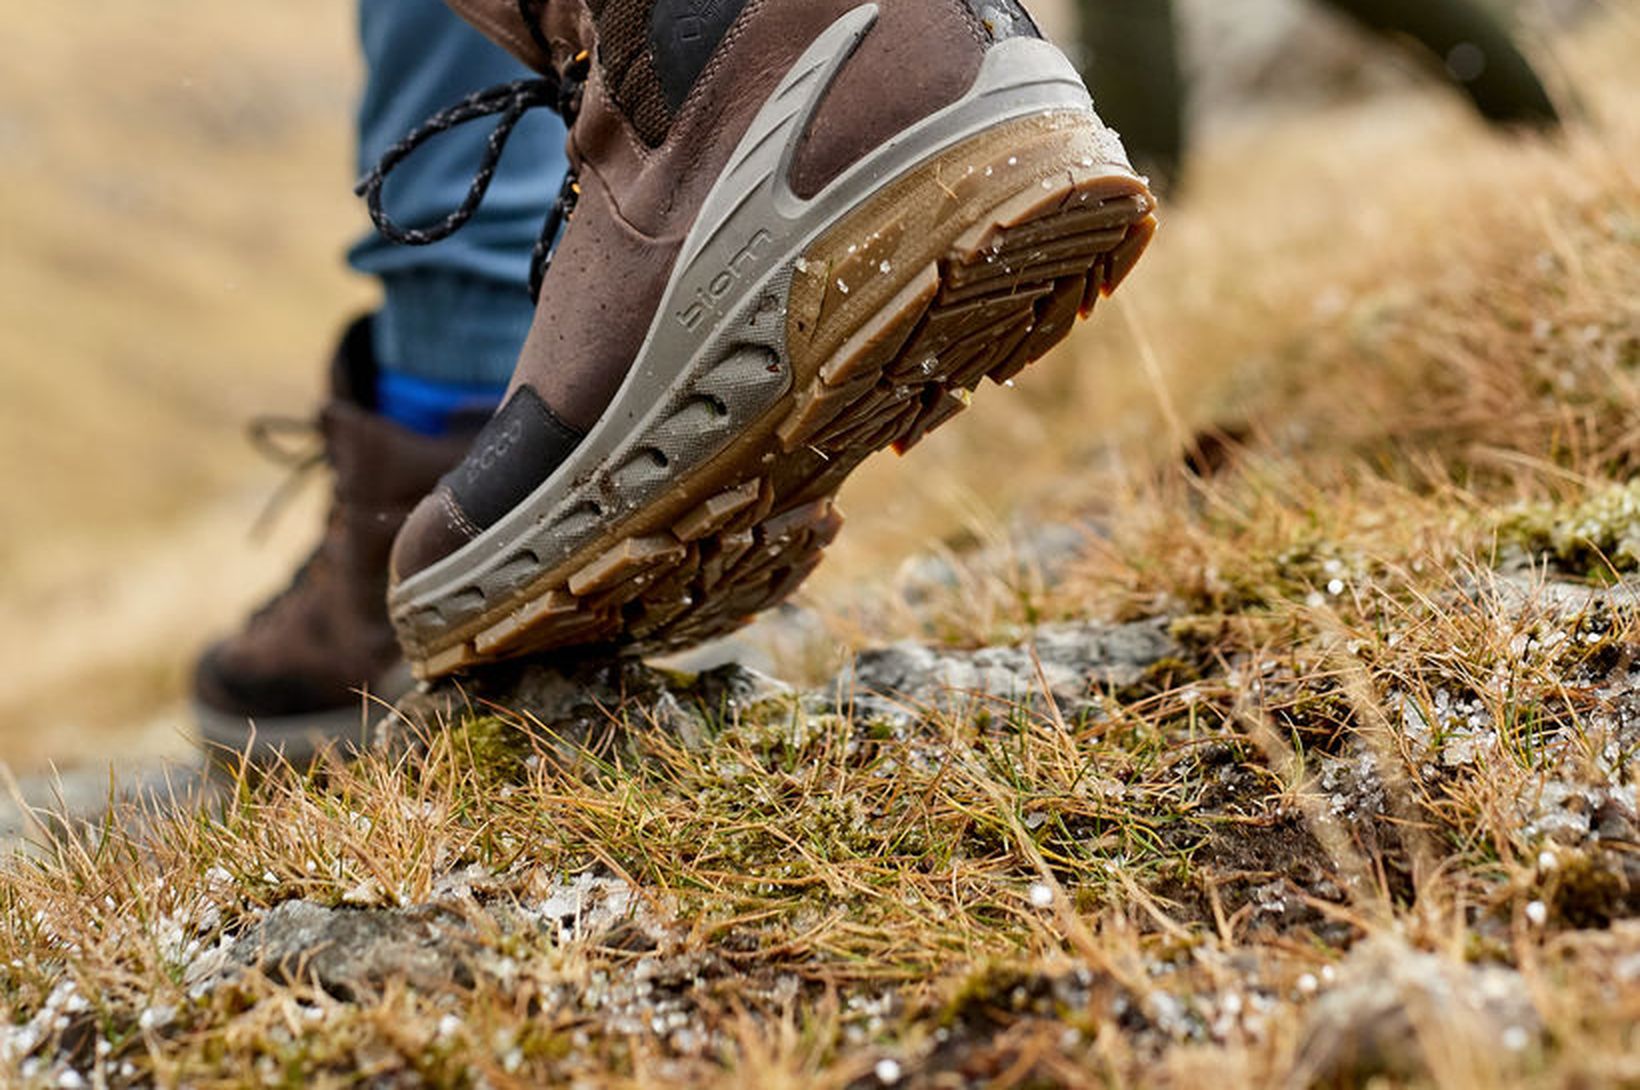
[[2, 1, 363, 544]]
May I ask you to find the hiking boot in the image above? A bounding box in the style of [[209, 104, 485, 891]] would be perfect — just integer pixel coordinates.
[[385, 0, 1157, 677], [193, 319, 477, 763]]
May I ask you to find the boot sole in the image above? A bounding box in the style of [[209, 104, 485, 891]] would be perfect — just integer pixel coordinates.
[[391, 27, 1155, 677]]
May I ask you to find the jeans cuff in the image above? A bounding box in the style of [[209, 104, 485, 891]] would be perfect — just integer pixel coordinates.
[[375, 270, 535, 386]]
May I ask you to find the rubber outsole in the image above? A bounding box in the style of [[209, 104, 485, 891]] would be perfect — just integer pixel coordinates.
[[407, 112, 1156, 678]]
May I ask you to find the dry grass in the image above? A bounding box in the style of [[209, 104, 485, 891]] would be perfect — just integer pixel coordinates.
[[4, 4, 1640, 1087]]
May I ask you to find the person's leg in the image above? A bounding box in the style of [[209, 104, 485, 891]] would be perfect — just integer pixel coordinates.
[[193, 0, 567, 764], [350, 0, 569, 434]]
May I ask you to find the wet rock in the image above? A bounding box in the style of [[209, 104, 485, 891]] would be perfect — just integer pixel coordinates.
[[388, 655, 659, 747], [835, 619, 1178, 727], [1523, 781, 1638, 846], [1594, 794, 1637, 842], [519, 873, 644, 946], [1287, 939, 1542, 1089]]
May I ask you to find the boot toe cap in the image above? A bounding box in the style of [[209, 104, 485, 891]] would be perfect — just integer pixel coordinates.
[[391, 486, 482, 585]]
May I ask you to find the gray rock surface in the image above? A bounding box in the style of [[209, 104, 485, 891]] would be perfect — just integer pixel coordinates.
[[186, 874, 639, 1002], [197, 899, 483, 1000], [386, 655, 793, 763], [390, 618, 1179, 748], [835, 619, 1178, 727]]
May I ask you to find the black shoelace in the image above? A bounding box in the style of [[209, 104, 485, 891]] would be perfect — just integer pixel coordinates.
[[354, 0, 589, 301]]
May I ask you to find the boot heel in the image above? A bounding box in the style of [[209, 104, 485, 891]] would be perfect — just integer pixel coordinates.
[[778, 111, 1157, 457]]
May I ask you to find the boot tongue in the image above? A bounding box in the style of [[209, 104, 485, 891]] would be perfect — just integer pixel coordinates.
[[541, 0, 599, 74], [585, 0, 673, 147], [443, 0, 596, 79]]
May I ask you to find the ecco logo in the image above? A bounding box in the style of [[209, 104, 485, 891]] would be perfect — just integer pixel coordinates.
[[676, 229, 775, 332], [461, 416, 525, 486]]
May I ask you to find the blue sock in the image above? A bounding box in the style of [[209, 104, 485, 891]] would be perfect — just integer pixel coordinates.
[[371, 269, 534, 435], [376, 371, 508, 436]]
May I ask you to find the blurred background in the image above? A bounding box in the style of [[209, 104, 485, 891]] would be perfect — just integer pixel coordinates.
[[0, 0, 1619, 774]]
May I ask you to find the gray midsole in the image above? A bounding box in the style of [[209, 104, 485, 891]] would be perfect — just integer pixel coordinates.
[[391, 7, 1113, 646]]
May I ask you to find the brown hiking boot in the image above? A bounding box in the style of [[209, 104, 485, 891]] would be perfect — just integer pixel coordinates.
[[193, 319, 476, 763], [384, 0, 1157, 678]]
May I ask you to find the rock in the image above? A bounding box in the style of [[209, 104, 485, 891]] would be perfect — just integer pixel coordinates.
[[1287, 939, 1542, 1089], [387, 655, 659, 748], [388, 619, 1177, 752], [1524, 781, 1638, 846], [834, 619, 1178, 728], [189, 900, 482, 1001], [384, 656, 790, 762], [187, 874, 641, 1002], [520, 874, 641, 944]]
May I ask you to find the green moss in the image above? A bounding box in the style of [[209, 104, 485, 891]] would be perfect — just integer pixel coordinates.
[[447, 715, 537, 784], [1500, 481, 1640, 578]]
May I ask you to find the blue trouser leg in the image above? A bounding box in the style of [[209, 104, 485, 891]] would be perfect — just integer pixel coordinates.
[[349, 0, 568, 392]]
